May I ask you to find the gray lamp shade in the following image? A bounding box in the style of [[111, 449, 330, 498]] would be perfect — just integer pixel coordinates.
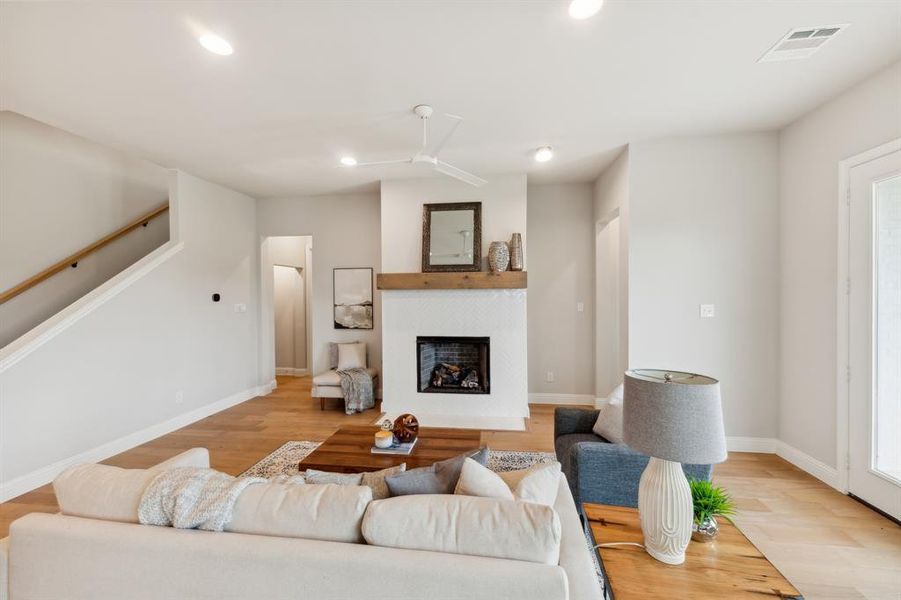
[[623, 369, 727, 465]]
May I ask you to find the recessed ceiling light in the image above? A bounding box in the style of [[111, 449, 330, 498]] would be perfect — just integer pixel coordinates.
[[569, 0, 603, 20], [534, 146, 554, 163], [198, 33, 233, 56], [340, 156, 357, 167]]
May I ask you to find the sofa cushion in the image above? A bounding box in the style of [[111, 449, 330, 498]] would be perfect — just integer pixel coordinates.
[[53, 448, 211, 524], [385, 447, 488, 496], [455, 458, 561, 506], [362, 494, 561, 565], [227, 482, 372, 543], [312, 367, 378, 386], [305, 464, 405, 500], [53, 464, 155, 524]]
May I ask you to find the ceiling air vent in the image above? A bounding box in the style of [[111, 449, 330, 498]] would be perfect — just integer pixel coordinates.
[[758, 24, 849, 62]]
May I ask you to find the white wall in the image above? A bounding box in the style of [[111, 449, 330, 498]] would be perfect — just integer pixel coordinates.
[[593, 149, 630, 398], [257, 194, 381, 379], [0, 170, 262, 498], [380, 175, 528, 273], [629, 133, 780, 440], [779, 61, 901, 467], [0, 111, 170, 346], [527, 183, 595, 399]]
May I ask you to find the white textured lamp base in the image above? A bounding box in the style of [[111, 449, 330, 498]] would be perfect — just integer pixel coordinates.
[[637, 457, 692, 565]]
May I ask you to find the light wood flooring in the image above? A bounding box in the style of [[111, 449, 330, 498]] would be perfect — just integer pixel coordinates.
[[2, 375, 899, 599]]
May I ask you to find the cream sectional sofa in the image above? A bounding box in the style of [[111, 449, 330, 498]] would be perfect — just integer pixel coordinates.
[[0, 448, 602, 600]]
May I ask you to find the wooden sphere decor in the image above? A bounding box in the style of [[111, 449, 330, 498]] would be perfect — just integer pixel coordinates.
[[392, 414, 419, 443]]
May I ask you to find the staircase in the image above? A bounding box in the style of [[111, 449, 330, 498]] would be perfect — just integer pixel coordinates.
[[0, 202, 170, 347]]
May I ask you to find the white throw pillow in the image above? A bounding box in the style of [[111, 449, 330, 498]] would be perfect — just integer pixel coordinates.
[[454, 458, 561, 507], [337, 342, 367, 370], [362, 494, 561, 565], [592, 395, 624, 443]]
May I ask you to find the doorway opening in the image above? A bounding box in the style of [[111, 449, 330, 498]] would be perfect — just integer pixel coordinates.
[[267, 236, 313, 377]]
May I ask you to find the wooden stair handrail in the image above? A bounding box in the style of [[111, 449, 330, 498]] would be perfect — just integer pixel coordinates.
[[0, 202, 170, 305]]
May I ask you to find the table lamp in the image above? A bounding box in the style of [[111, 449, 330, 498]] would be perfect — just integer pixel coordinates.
[[623, 369, 727, 565]]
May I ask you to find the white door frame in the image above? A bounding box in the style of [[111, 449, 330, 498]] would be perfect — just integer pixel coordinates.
[[836, 137, 901, 494]]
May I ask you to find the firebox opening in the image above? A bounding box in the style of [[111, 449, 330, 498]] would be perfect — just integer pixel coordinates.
[[416, 336, 490, 394]]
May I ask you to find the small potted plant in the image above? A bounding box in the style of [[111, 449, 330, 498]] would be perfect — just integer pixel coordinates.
[[688, 478, 736, 543]]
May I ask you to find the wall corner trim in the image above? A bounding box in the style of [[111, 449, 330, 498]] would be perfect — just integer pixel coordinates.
[[726, 436, 842, 491], [0, 381, 268, 503]]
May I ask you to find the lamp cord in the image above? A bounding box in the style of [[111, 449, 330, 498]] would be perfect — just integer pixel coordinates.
[[592, 542, 645, 549]]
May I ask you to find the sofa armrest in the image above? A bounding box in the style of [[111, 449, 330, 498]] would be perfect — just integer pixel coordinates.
[[569, 442, 713, 508], [554, 408, 600, 439]]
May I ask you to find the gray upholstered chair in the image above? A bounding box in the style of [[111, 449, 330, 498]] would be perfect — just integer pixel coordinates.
[[554, 407, 713, 508]]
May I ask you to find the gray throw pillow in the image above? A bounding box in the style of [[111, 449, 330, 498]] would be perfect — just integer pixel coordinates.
[[385, 447, 489, 496]]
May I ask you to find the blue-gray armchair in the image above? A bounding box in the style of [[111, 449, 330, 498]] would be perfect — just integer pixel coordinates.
[[554, 407, 713, 508]]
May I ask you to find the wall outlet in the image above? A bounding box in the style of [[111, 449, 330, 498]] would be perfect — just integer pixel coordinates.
[[700, 304, 715, 318], [175, 390, 184, 404], [546, 371, 555, 383], [234, 303, 247, 313], [576, 302, 584, 313]]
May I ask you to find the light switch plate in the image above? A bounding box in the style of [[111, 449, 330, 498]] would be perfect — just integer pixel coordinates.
[[577, 302, 584, 313], [234, 303, 247, 313], [700, 304, 715, 318]]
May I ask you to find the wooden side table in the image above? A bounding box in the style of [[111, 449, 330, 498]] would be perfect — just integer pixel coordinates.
[[583, 503, 803, 600]]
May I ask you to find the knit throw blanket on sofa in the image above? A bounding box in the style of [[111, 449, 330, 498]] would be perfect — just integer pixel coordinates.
[[337, 367, 374, 414], [138, 467, 266, 531]]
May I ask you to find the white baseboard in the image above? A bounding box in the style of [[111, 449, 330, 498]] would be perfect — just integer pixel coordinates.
[[775, 440, 842, 491], [528, 393, 596, 406], [275, 368, 309, 376], [726, 436, 778, 453], [724, 436, 842, 491], [0, 382, 272, 503]]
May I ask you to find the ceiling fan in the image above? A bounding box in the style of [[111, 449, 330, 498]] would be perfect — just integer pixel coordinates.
[[349, 104, 487, 187]]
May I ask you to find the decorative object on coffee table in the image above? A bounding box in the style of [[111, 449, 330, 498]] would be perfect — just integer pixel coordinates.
[[374, 430, 394, 449], [488, 241, 510, 272], [393, 413, 420, 443], [623, 369, 727, 565], [689, 478, 735, 543], [584, 502, 803, 600], [509, 233, 523, 271]]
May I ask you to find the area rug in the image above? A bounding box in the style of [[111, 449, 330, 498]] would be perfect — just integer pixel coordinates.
[[239, 441, 604, 593]]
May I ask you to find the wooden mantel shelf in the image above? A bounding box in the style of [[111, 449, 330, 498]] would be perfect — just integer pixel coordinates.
[[377, 271, 527, 290]]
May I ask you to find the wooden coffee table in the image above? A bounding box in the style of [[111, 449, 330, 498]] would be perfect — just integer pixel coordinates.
[[583, 502, 803, 600], [299, 425, 483, 473]]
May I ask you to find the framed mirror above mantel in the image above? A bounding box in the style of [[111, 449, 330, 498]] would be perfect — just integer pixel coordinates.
[[421, 202, 481, 272]]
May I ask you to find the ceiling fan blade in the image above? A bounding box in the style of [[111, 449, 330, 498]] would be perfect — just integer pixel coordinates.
[[435, 160, 487, 187], [430, 114, 463, 158], [354, 158, 412, 167]]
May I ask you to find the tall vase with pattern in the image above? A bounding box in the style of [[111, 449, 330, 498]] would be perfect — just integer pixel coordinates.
[[488, 241, 510, 272], [509, 233, 523, 271]]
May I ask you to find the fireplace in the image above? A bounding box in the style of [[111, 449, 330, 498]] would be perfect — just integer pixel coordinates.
[[417, 336, 490, 394]]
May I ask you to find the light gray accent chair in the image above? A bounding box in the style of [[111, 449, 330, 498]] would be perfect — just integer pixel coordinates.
[[311, 342, 378, 411]]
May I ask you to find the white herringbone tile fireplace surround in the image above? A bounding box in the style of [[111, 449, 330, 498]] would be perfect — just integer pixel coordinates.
[[381, 289, 529, 430]]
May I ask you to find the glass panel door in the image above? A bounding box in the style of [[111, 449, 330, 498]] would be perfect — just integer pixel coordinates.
[[873, 175, 901, 484]]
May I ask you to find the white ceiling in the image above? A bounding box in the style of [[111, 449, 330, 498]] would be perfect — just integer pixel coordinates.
[[2, 1, 899, 198]]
